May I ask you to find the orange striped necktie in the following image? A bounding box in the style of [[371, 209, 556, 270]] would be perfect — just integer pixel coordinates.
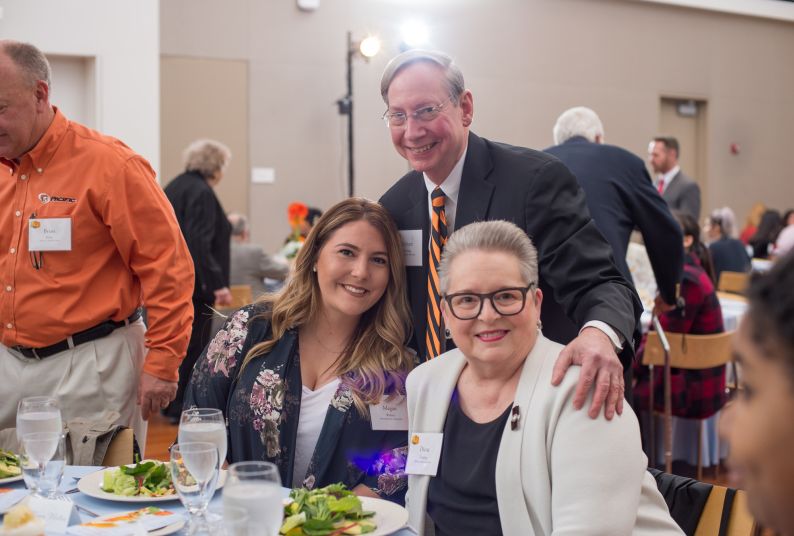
[[426, 187, 447, 359]]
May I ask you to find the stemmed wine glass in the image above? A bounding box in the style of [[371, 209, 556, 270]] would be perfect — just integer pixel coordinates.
[[169, 442, 220, 535], [17, 396, 64, 497], [20, 431, 63, 498], [178, 408, 227, 466], [16, 396, 62, 440], [223, 461, 282, 536]]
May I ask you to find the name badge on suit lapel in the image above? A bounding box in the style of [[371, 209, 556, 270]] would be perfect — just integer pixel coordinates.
[[406, 432, 443, 476], [399, 229, 422, 267]]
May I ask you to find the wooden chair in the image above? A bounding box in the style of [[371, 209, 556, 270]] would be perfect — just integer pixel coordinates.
[[643, 320, 735, 480], [694, 485, 759, 536], [215, 285, 253, 310], [101, 428, 134, 466], [651, 469, 760, 536], [718, 271, 750, 295]]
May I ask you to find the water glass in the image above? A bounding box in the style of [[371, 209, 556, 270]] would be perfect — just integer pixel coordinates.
[[170, 442, 220, 535], [179, 408, 228, 466], [16, 396, 62, 442], [220, 505, 249, 536], [20, 431, 64, 498], [223, 461, 283, 536]]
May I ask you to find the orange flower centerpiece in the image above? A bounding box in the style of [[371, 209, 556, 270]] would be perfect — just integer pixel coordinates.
[[281, 202, 309, 259]]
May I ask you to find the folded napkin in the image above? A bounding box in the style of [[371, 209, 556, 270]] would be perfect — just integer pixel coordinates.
[[66, 507, 180, 536], [0, 489, 28, 515]]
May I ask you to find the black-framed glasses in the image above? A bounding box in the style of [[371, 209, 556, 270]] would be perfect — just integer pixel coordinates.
[[381, 97, 453, 128], [443, 283, 536, 320]]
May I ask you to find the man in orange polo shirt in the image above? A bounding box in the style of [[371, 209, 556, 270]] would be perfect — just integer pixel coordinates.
[[0, 40, 194, 449]]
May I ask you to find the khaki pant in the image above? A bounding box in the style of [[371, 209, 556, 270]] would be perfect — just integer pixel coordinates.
[[0, 320, 148, 454]]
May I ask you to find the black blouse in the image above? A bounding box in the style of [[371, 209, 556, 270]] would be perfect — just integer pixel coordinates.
[[427, 390, 512, 536]]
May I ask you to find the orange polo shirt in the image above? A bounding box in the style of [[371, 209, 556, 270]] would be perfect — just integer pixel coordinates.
[[0, 108, 195, 381]]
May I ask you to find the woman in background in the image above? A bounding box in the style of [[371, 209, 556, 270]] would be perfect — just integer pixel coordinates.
[[164, 139, 233, 421], [739, 201, 765, 245], [705, 207, 750, 281], [634, 211, 726, 424], [720, 250, 794, 535], [748, 209, 783, 259], [185, 198, 412, 502]]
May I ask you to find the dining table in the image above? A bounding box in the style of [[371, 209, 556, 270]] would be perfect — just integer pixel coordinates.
[[1, 466, 416, 536]]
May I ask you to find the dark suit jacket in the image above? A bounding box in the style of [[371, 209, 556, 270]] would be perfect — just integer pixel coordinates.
[[544, 137, 683, 305], [164, 171, 231, 303], [663, 170, 701, 221], [380, 132, 642, 366]]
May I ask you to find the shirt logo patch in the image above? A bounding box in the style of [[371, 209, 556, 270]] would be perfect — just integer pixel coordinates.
[[37, 192, 76, 204]]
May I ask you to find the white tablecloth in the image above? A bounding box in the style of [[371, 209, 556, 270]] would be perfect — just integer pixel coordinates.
[[1, 466, 417, 536]]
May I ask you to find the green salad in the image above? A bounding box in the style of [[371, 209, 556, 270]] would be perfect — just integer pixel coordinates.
[[280, 483, 377, 536], [0, 449, 21, 479], [101, 459, 175, 497]]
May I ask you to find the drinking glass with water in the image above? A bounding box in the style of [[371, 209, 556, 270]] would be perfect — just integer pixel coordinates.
[[16, 396, 62, 441], [20, 431, 65, 498], [223, 461, 283, 536], [170, 442, 220, 535], [179, 408, 227, 466]]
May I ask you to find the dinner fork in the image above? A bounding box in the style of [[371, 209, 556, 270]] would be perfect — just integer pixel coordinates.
[[53, 494, 100, 518]]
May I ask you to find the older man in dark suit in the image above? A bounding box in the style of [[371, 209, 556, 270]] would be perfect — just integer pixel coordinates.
[[378, 50, 641, 418], [648, 136, 701, 221], [545, 107, 684, 317]]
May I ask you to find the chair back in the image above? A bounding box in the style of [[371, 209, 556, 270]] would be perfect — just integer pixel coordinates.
[[643, 331, 734, 369], [228, 285, 253, 309], [718, 271, 749, 294], [694, 485, 758, 536], [102, 428, 134, 466], [643, 326, 735, 476]]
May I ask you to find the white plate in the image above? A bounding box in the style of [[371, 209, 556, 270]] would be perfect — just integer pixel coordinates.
[[358, 496, 409, 536], [0, 474, 23, 485], [77, 466, 226, 503], [69, 511, 186, 535]]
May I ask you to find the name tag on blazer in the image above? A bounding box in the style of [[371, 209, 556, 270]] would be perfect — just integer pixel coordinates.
[[369, 395, 408, 431], [399, 230, 422, 267], [406, 432, 443, 476]]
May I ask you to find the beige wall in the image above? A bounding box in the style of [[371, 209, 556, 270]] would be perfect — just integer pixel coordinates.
[[161, 0, 794, 251], [160, 56, 249, 215]]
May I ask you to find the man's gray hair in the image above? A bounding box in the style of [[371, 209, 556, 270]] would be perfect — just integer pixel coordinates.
[[439, 220, 538, 294], [183, 139, 231, 179], [553, 106, 604, 145], [380, 49, 465, 105], [0, 40, 52, 89], [228, 213, 248, 237]]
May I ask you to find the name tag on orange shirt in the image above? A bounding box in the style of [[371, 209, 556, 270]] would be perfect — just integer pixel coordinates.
[[29, 217, 72, 251]]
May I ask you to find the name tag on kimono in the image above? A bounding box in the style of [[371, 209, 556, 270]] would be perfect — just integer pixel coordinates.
[[29, 217, 72, 251], [369, 395, 408, 431], [405, 432, 443, 476], [399, 230, 422, 267]]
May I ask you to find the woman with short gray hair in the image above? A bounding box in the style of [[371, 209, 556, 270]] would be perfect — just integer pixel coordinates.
[[162, 139, 234, 420], [405, 220, 682, 535]]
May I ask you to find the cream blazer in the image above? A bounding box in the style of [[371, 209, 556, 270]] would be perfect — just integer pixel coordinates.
[[405, 334, 683, 536]]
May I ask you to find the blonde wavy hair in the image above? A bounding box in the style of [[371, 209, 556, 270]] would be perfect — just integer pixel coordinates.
[[240, 198, 413, 415]]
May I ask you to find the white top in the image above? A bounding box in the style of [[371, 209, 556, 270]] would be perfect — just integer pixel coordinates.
[[292, 378, 340, 486], [775, 224, 794, 257]]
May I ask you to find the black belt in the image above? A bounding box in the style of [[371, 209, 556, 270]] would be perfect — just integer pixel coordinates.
[[11, 308, 143, 359]]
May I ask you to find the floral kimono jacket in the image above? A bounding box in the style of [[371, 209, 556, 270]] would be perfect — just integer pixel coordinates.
[[184, 304, 408, 504]]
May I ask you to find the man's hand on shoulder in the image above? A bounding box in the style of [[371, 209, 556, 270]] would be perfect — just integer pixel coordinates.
[[551, 327, 624, 420], [138, 372, 178, 420]]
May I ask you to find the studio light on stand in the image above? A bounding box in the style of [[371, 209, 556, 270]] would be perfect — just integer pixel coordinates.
[[337, 32, 381, 197]]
